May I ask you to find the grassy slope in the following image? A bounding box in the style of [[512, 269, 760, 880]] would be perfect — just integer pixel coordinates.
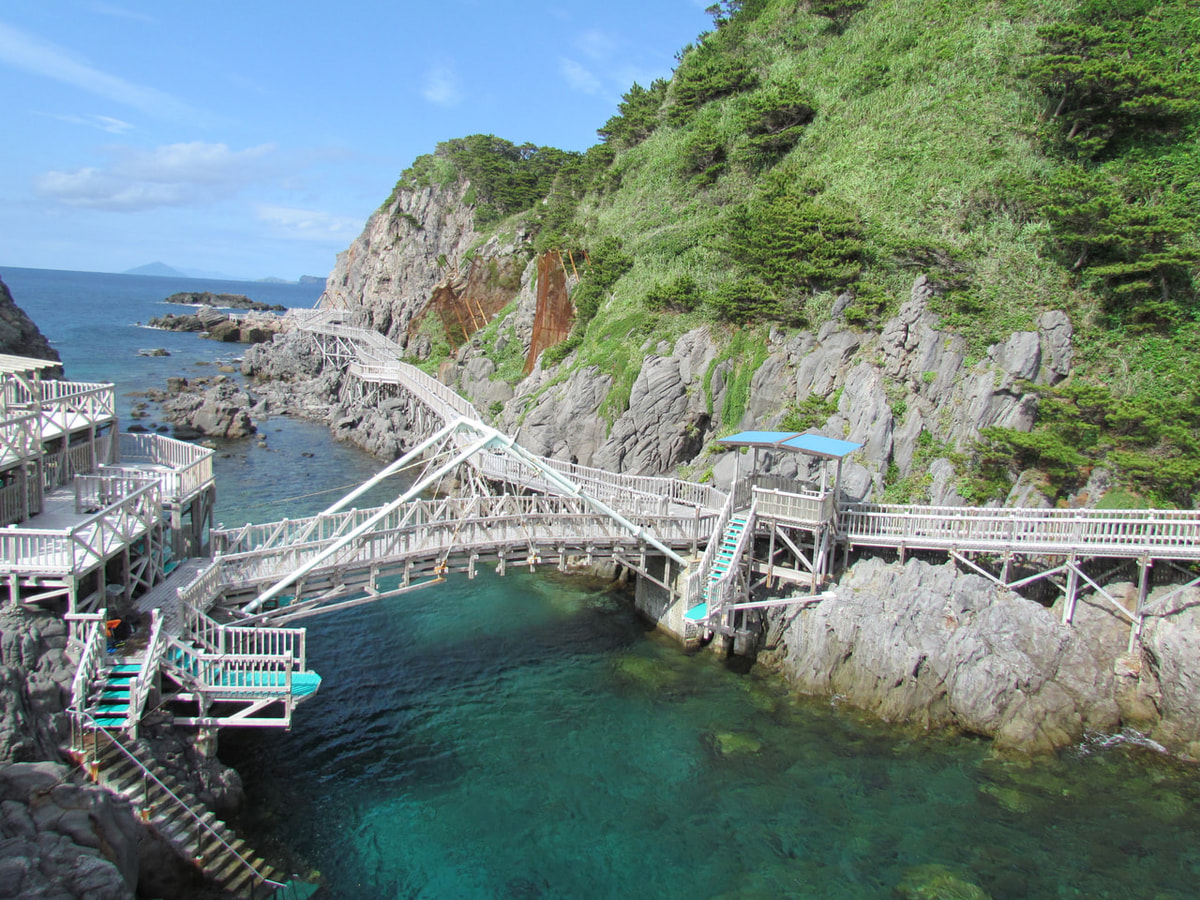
[[406, 0, 1200, 504], [569, 0, 1074, 411]]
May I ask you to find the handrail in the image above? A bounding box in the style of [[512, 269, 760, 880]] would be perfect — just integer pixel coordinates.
[[684, 483, 739, 613], [300, 316, 727, 515], [70, 710, 284, 892], [0, 480, 162, 574], [165, 637, 296, 695], [127, 610, 167, 735], [69, 614, 107, 712], [116, 433, 215, 503], [705, 501, 758, 628], [842, 502, 1200, 557]]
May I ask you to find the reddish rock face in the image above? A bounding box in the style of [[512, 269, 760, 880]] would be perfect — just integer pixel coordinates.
[[417, 254, 525, 349], [525, 252, 574, 373]]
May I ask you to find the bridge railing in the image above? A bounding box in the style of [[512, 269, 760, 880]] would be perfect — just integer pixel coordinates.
[[116, 433, 214, 504], [185, 602, 307, 672], [707, 501, 758, 627], [842, 503, 1200, 555], [0, 479, 161, 575], [684, 482, 740, 613], [752, 485, 834, 526], [214, 493, 717, 589]]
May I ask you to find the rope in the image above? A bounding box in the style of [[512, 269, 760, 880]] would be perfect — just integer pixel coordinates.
[[230, 456, 428, 512]]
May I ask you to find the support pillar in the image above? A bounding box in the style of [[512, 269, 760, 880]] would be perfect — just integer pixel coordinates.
[[1062, 558, 1079, 625]]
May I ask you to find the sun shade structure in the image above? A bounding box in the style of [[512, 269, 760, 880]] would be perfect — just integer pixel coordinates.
[[717, 430, 863, 498], [718, 431, 861, 459]]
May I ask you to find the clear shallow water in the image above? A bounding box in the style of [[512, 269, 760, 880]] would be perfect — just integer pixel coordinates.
[[221, 574, 1200, 900], [7, 267, 1199, 899]]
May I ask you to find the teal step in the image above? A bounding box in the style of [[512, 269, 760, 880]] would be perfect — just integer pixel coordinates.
[[684, 603, 708, 622], [94, 717, 126, 728]]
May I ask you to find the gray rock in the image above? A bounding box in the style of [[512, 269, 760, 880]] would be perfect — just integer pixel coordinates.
[[0, 277, 60, 363], [1037, 310, 1073, 383], [595, 354, 710, 473], [768, 557, 1138, 754], [161, 381, 255, 439]]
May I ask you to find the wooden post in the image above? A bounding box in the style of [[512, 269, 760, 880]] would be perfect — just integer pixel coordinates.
[[1063, 557, 1079, 625], [766, 522, 777, 588]]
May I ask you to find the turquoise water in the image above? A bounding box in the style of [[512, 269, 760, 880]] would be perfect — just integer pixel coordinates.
[[8, 267, 1200, 899], [221, 574, 1200, 899]]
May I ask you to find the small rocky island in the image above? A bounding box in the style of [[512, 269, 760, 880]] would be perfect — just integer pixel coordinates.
[[164, 291, 285, 312]]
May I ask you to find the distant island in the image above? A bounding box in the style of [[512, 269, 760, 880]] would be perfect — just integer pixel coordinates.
[[122, 262, 328, 285], [125, 262, 188, 278]]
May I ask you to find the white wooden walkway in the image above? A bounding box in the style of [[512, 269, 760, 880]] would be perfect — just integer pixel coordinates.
[[842, 503, 1200, 561], [212, 492, 714, 624], [292, 311, 725, 515], [272, 309, 1200, 640]]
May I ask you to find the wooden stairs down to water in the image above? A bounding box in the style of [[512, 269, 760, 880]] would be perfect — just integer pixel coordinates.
[[75, 726, 315, 899], [68, 609, 318, 899]]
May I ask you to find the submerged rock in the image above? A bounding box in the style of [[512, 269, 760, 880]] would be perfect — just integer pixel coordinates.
[[710, 731, 764, 757], [895, 864, 992, 900]]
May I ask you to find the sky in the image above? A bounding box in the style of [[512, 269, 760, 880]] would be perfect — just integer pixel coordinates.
[[0, 1, 712, 281]]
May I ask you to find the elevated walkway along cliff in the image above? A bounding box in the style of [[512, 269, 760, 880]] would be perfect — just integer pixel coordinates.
[[281, 308, 1200, 654]]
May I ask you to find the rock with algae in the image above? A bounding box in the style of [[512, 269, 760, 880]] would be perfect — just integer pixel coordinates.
[[710, 731, 764, 757], [896, 864, 992, 900]]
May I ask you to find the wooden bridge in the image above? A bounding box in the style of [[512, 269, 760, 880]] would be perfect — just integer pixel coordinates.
[[276, 309, 1200, 650]]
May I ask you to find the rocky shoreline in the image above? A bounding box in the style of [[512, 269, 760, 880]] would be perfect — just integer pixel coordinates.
[[758, 556, 1200, 758]]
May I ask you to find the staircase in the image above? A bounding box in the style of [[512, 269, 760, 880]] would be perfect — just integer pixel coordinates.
[[90, 660, 141, 728], [81, 726, 294, 898], [685, 514, 750, 622]]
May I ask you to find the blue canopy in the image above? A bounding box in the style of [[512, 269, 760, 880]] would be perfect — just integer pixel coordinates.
[[717, 430, 861, 460], [779, 433, 861, 460]]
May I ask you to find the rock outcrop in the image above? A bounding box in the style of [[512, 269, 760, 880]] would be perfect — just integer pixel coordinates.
[[762, 557, 1198, 757], [164, 291, 284, 312], [0, 762, 142, 899], [0, 276, 59, 362], [0, 608, 73, 764], [158, 378, 256, 439], [149, 309, 283, 344]]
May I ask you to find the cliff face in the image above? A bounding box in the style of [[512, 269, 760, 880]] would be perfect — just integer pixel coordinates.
[[0, 276, 60, 363], [325, 181, 530, 351], [465, 275, 1072, 503], [266, 178, 1074, 504]]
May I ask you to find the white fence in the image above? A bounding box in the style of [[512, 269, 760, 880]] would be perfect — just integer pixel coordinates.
[[842, 503, 1200, 560]]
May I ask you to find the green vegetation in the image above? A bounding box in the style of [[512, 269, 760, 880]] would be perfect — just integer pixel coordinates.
[[388, 0, 1200, 505], [399, 135, 578, 229], [884, 430, 962, 503], [781, 390, 842, 432]]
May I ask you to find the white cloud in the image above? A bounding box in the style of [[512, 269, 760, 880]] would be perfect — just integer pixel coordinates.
[[0, 19, 199, 122], [558, 58, 604, 96], [35, 141, 279, 211], [256, 205, 361, 241], [576, 29, 618, 62], [42, 112, 134, 134], [421, 64, 463, 107], [87, 3, 157, 23]]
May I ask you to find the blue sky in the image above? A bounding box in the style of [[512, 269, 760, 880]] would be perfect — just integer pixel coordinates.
[[0, 1, 711, 281]]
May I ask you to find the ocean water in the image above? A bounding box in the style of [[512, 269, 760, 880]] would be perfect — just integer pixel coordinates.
[[6, 266, 1199, 899]]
